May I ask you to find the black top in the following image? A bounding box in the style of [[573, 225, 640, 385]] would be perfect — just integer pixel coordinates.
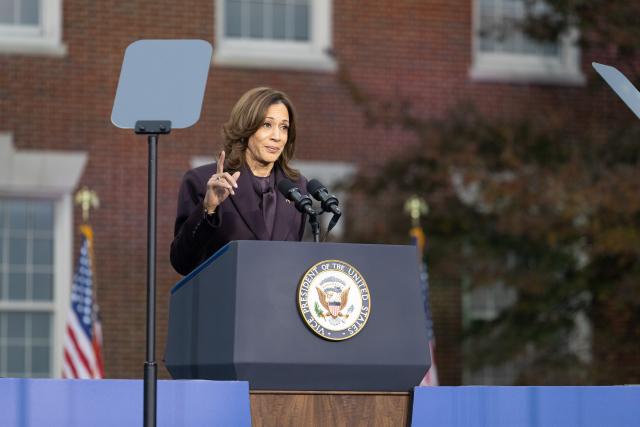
[[170, 162, 308, 275]]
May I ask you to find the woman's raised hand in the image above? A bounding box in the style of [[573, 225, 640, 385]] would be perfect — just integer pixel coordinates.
[[204, 151, 240, 213]]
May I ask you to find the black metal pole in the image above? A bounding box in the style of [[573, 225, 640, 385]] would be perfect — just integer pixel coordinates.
[[144, 133, 158, 427]]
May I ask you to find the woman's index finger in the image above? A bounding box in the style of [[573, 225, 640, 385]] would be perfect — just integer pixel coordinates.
[[217, 150, 225, 174]]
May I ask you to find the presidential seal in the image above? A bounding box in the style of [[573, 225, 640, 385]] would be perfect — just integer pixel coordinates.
[[297, 260, 371, 341]]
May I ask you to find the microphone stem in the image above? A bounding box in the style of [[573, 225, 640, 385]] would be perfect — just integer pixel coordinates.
[[309, 212, 321, 242]]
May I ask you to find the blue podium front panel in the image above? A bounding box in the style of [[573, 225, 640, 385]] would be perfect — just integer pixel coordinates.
[[0, 379, 251, 427], [412, 386, 640, 427]]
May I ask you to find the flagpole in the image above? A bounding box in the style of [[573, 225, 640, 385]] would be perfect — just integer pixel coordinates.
[[76, 188, 106, 379], [404, 195, 439, 386], [75, 187, 101, 299], [63, 188, 105, 380]]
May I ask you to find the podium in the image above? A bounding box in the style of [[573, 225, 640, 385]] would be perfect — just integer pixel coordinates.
[[165, 241, 429, 425]]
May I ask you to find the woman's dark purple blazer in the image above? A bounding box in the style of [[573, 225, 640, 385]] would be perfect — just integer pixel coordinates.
[[170, 162, 307, 275]]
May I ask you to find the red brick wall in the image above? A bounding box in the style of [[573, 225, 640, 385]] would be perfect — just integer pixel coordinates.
[[0, 0, 629, 384]]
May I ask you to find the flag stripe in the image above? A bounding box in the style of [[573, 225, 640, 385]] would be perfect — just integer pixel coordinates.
[[64, 333, 92, 379], [63, 349, 80, 378], [66, 325, 94, 377], [68, 312, 97, 367]]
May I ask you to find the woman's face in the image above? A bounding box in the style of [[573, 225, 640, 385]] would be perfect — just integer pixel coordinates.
[[245, 102, 289, 169]]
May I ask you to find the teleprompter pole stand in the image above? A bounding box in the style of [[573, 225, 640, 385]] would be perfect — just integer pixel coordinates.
[[110, 38, 213, 427], [136, 120, 171, 427]]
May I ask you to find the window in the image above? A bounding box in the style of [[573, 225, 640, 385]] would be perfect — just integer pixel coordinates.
[[471, 0, 584, 84], [0, 0, 66, 56], [462, 281, 521, 384], [214, 0, 336, 71], [0, 133, 86, 377], [0, 199, 55, 377]]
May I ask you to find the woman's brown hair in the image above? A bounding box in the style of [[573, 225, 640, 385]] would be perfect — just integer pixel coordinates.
[[222, 87, 299, 180]]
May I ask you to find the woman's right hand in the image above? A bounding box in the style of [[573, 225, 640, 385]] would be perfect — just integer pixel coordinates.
[[204, 150, 240, 213]]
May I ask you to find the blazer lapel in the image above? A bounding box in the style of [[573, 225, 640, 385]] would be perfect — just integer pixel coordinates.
[[229, 165, 269, 240], [272, 166, 299, 241]]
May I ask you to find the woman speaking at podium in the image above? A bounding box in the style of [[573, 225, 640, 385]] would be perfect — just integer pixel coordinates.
[[170, 87, 308, 275]]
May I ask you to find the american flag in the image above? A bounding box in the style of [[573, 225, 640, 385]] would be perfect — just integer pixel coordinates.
[[410, 226, 439, 386], [62, 225, 105, 379]]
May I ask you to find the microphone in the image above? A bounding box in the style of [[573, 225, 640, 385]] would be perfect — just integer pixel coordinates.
[[277, 179, 315, 216], [307, 179, 341, 216]]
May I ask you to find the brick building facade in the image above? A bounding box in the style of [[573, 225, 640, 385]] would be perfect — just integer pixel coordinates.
[[0, 0, 627, 384]]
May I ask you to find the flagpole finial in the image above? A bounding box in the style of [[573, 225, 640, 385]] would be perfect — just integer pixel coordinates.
[[75, 186, 100, 223], [404, 195, 429, 228]]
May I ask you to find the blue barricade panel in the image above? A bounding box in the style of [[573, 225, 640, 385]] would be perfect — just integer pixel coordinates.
[[412, 386, 640, 427], [0, 379, 251, 427]]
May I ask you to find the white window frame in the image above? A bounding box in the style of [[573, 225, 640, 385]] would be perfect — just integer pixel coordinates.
[[0, 0, 67, 57], [470, 0, 584, 85], [214, 0, 336, 72], [0, 133, 86, 377]]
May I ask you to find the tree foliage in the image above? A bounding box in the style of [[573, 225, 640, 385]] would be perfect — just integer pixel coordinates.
[[336, 1, 640, 383], [342, 96, 640, 384]]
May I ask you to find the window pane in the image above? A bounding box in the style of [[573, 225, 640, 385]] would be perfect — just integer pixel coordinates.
[[8, 201, 28, 231], [293, 3, 309, 41], [272, 2, 286, 40], [20, 0, 40, 25], [31, 345, 50, 375], [7, 344, 26, 375], [32, 272, 53, 301], [32, 201, 54, 232], [478, 1, 497, 52], [478, 0, 559, 57], [1, 312, 52, 377], [7, 312, 26, 338], [542, 41, 559, 56], [225, 0, 242, 37], [33, 238, 53, 265], [9, 272, 27, 300], [9, 237, 27, 266], [224, 0, 315, 42], [0, 1, 15, 25], [31, 312, 51, 339], [0, 199, 5, 235], [249, 1, 264, 38]]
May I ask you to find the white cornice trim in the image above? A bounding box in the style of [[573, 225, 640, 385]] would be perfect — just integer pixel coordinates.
[[0, 133, 87, 196]]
